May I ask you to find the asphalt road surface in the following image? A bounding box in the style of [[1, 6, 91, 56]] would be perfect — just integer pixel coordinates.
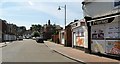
[[2, 39, 82, 64]]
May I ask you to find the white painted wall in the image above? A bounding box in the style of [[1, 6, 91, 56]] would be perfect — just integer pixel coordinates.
[[83, 1, 120, 18], [60, 30, 65, 45], [72, 26, 88, 48]]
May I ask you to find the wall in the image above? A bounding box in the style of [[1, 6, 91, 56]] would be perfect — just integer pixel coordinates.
[[84, 1, 120, 55], [83, 1, 120, 18], [72, 26, 88, 48], [52, 34, 59, 44], [59, 30, 65, 45], [65, 25, 72, 47], [0, 20, 2, 42]]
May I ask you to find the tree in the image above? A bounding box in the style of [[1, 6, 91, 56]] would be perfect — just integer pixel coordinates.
[[32, 31, 40, 37], [30, 24, 42, 32]]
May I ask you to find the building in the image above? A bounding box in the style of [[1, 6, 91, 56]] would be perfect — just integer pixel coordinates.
[[17, 26, 26, 37], [59, 30, 65, 45], [43, 20, 55, 39], [0, 19, 24, 42], [64, 22, 73, 47], [1, 20, 8, 42], [82, 0, 120, 56], [52, 25, 63, 44], [0, 19, 2, 42], [6, 24, 17, 41], [23, 30, 32, 39], [43, 20, 63, 40], [71, 19, 88, 51]]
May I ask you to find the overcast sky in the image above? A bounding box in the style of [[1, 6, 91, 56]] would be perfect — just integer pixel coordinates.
[[1, 0, 84, 29]]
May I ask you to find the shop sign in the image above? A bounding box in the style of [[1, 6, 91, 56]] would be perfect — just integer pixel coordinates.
[[92, 19, 108, 25], [91, 17, 115, 25]]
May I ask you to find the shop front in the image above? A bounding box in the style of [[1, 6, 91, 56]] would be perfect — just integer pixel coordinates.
[[71, 20, 88, 51], [90, 15, 120, 57]]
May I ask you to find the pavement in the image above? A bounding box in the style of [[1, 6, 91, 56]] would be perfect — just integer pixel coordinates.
[[44, 41, 120, 64], [0, 42, 7, 48]]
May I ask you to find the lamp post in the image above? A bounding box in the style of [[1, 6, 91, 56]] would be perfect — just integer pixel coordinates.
[[58, 5, 67, 46], [58, 5, 67, 27]]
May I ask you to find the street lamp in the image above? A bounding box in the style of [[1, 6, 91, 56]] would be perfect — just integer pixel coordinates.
[[58, 5, 67, 46], [58, 5, 67, 27]]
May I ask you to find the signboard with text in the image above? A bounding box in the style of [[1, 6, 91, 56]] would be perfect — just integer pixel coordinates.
[[91, 16, 120, 55]]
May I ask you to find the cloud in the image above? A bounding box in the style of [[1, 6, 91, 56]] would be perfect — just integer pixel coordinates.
[[1, 1, 84, 29], [28, 1, 34, 6]]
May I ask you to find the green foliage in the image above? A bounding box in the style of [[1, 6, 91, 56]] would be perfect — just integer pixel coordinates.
[[53, 31, 59, 35], [30, 24, 42, 32], [32, 31, 40, 37]]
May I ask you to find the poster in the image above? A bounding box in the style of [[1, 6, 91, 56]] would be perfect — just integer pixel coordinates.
[[91, 18, 120, 55], [106, 40, 120, 55], [92, 30, 104, 39], [76, 37, 84, 47], [91, 24, 105, 39], [91, 40, 106, 53], [106, 22, 120, 38]]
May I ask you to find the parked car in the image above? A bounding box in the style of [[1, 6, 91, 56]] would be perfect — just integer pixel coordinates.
[[17, 36, 23, 40], [32, 37, 36, 40], [36, 37, 44, 43]]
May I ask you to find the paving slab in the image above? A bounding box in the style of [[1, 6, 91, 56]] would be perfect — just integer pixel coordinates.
[[44, 41, 120, 64]]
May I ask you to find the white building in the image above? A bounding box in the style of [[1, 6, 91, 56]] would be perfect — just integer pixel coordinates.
[[82, 0, 120, 55], [71, 19, 88, 51], [82, 0, 120, 18]]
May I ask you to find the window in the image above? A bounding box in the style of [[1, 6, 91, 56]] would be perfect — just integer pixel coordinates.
[[81, 22, 85, 26], [76, 23, 78, 26]]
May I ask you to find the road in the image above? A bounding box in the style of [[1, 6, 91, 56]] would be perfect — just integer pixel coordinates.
[[2, 39, 82, 64]]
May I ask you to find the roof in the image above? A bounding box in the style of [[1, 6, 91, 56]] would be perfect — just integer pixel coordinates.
[[55, 25, 62, 30]]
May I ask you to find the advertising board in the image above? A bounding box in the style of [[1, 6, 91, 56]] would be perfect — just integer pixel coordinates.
[[91, 17, 120, 55], [106, 40, 120, 54], [76, 37, 84, 47]]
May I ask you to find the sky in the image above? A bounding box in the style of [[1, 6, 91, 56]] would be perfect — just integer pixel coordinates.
[[0, 0, 84, 30]]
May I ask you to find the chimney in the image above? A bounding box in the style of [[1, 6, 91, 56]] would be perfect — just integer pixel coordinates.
[[48, 20, 50, 25]]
